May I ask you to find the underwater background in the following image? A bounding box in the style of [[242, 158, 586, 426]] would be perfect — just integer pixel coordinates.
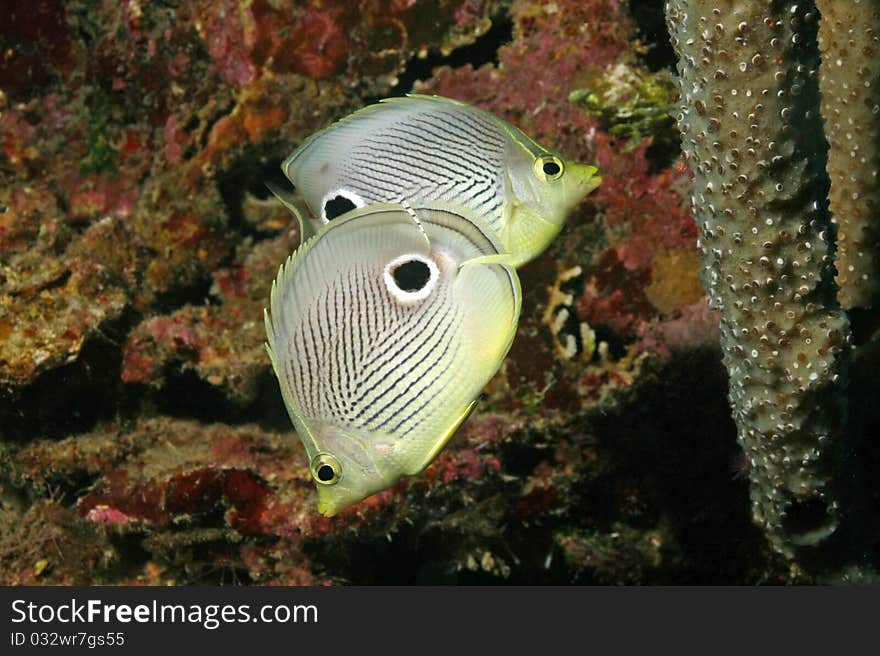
[[1, 0, 877, 585]]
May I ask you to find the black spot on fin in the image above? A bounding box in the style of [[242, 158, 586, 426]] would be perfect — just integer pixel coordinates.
[[324, 195, 357, 220], [393, 260, 431, 292]]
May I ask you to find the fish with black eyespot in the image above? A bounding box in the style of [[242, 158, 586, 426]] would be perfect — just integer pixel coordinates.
[[270, 94, 601, 267], [264, 202, 521, 516]]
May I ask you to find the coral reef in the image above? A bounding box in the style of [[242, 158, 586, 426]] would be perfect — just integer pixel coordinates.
[[0, 499, 118, 586], [816, 0, 880, 309], [2, 0, 875, 584], [120, 234, 294, 406]]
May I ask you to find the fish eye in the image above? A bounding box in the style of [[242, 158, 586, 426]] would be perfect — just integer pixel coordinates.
[[383, 253, 438, 302], [535, 155, 564, 181], [310, 453, 342, 485]]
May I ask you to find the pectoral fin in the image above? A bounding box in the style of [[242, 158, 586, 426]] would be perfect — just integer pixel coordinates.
[[458, 252, 523, 269]]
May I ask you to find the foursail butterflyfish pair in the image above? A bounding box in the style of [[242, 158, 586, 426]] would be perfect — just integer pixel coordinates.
[[264, 94, 601, 516]]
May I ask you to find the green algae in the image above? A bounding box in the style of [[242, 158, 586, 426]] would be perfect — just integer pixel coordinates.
[[569, 63, 677, 144]]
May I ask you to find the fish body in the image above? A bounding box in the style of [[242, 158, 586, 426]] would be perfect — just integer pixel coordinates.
[[281, 94, 601, 267], [265, 203, 521, 515]]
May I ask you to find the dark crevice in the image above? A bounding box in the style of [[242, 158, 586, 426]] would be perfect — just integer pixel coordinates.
[[590, 324, 628, 361], [151, 276, 216, 314], [783, 497, 834, 541], [0, 311, 139, 442], [627, 0, 676, 72], [251, 158, 289, 201], [152, 367, 286, 427], [644, 132, 682, 175], [217, 148, 289, 235], [498, 440, 554, 479], [847, 307, 880, 348], [154, 369, 246, 423], [368, 11, 513, 102]]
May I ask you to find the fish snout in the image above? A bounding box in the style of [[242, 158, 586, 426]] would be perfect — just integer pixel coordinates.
[[308, 422, 397, 516], [569, 162, 602, 195]]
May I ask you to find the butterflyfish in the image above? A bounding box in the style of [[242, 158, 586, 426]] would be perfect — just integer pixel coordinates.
[[264, 203, 521, 515], [278, 94, 601, 266]]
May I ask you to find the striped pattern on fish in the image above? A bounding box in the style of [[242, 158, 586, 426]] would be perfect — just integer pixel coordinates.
[[337, 108, 508, 233], [265, 203, 521, 515], [281, 94, 601, 267], [284, 257, 464, 441]]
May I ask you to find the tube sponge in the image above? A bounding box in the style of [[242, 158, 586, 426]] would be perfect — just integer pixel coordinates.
[[816, 0, 880, 309], [665, 0, 850, 557]]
